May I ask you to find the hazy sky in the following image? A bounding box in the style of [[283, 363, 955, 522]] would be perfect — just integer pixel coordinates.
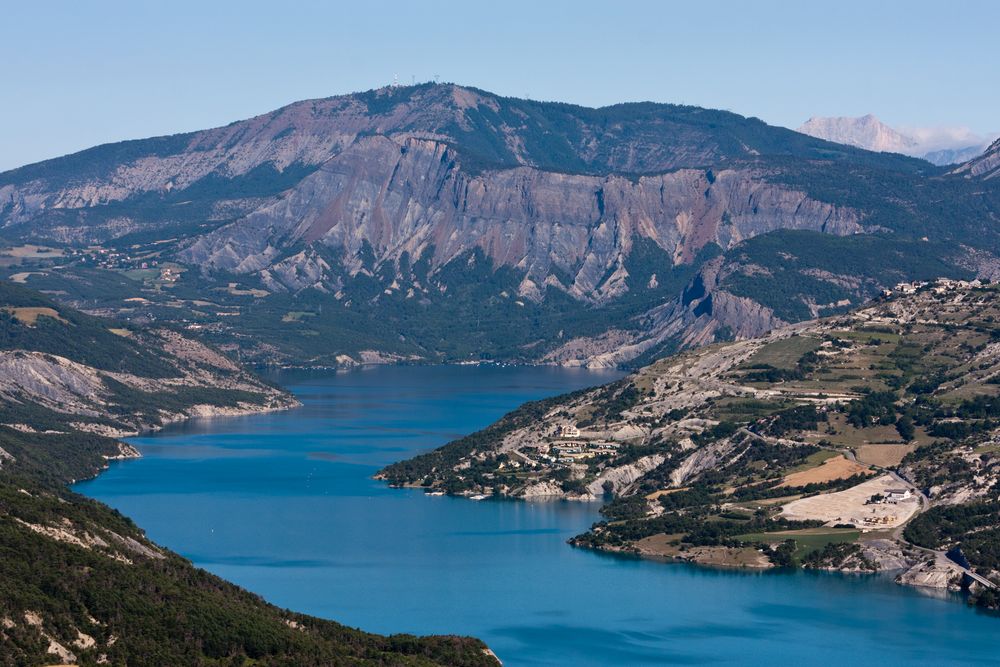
[[2, 0, 997, 171]]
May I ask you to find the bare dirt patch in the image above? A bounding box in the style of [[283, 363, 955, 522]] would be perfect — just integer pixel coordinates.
[[778, 454, 870, 488], [9, 271, 47, 283], [645, 487, 688, 500], [855, 444, 916, 467], [781, 474, 920, 529]]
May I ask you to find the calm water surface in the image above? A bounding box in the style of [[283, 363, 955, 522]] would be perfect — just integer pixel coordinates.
[[75, 366, 1000, 666]]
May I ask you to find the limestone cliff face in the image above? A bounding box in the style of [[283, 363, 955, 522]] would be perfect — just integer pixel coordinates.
[[178, 134, 861, 302], [541, 256, 785, 367], [0, 84, 775, 231], [953, 138, 1000, 180], [4, 83, 954, 368]]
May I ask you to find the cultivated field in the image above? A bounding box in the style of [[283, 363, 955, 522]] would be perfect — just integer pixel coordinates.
[[735, 527, 861, 559], [855, 444, 916, 467]]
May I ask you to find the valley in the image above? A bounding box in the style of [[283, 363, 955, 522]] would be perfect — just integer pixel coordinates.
[[5, 4, 1000, 665], [0, 281, 498, 666]]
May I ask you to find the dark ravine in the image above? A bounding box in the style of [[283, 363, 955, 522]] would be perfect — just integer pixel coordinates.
[[0, 280, 499, 667], [380, 279, 1000, 609], [2, 84, 999, 370]]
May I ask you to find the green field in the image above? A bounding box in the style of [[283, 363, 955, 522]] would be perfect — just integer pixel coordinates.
[[783, 449, 839, 474], [742, 335, 822, 370], [735, 527, 861, 560], [281, 310, 317, 323]]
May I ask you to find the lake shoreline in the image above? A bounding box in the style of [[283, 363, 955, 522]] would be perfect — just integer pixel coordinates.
[[77, 366, 1000, 666]]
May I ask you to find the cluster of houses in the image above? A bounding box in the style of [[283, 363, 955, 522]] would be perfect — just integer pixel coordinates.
[[78, 247, 143, 271], [883, 278, 985, 298], [68, 247, 183, 287], [535, 424, 623, 466]]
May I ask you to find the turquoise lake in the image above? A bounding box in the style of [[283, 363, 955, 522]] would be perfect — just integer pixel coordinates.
[[75, 365, 1000, 666]]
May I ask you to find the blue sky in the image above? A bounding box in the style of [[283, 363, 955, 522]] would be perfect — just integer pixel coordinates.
[[2, 0, 997, 171]]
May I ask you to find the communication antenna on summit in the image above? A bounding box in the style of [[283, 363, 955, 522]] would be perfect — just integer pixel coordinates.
[[433, 74, 440, 84], [393, 73, 399, 88]]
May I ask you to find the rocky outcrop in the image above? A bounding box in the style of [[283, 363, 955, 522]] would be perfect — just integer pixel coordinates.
[[860, 539, 913, 571], [953, 137, 1000, 180], [179, 134, 861, 304], [897, 560, 965, 590], [542, 255, 786, 367], [0, 351, 107, 415], [0, 329, 294, 434], [586, 454, 666, 496], [797, 114, 993, 166], [1, 84, 862, 310], [7, 83, 992, 370]]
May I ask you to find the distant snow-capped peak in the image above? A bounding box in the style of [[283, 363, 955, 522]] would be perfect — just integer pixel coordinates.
[[798, 114, 917, 153], [797, 114, 994, 166]]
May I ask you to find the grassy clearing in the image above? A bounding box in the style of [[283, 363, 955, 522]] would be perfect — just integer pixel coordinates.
[[122, 268, 160, 282], [736, 527, 861, 560], [2, 306, 68, 326], [742, 335, 821, 370], [829, 329, 901, 344], [787, 449, 839, 472], [225, 282, 269, 298], [8, 271, 47, 283], [1, 245, 65, 259], [855, 443, 916, 467], [282, 311, 317, 323], [712, 398, 791, 421], [818, 414, 907, 448], [974, 442, 1000, 455]]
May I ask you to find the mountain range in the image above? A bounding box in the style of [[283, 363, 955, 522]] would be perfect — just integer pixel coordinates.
[[2, 84, 1000, 369], [797, 114, 995, 165]]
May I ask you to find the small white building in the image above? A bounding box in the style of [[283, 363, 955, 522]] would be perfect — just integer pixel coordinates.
[[885, 488, 912, 502]]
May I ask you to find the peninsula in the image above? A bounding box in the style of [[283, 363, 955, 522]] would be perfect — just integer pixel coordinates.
[[381, 279, 1000, 608]]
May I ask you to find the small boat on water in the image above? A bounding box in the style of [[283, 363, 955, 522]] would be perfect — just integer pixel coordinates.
[[469, 494, 489, 501], [425, 490, 446, 496]]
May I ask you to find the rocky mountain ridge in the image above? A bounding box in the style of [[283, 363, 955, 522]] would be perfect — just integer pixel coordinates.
[[953, 137, 1000, 180], [2, 84, 999, 368]]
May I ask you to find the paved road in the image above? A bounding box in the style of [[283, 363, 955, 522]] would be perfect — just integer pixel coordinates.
[[883, 470, 997, 589]]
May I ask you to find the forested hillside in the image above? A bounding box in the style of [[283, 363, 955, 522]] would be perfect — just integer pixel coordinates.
[[0, 281, 498, 666]]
